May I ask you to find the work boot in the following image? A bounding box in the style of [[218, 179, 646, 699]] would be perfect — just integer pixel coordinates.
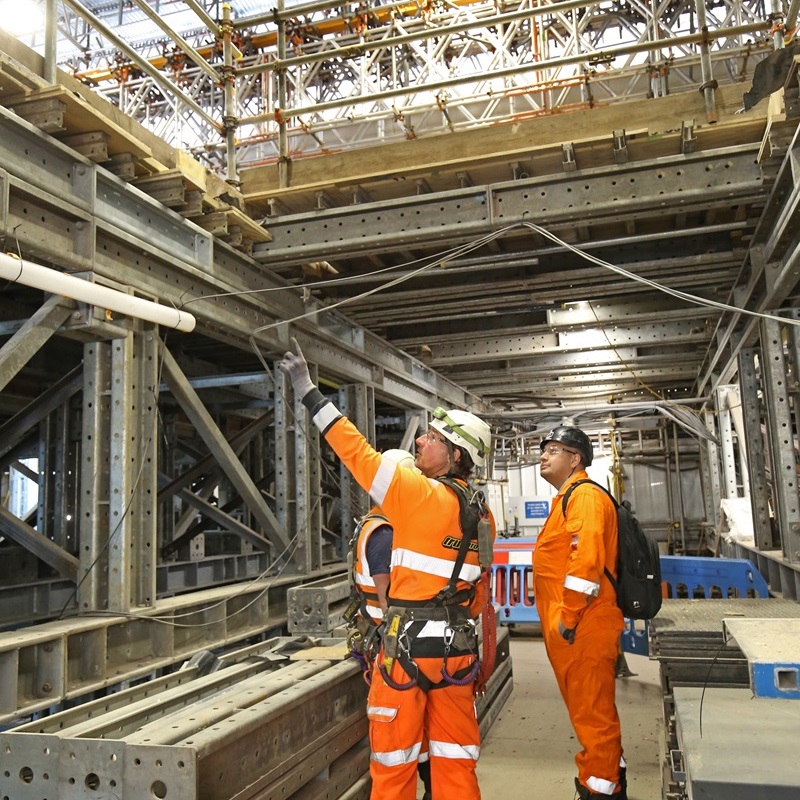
[[574, 777, 628, 800]]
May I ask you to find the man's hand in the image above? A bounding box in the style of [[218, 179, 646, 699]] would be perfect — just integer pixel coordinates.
[[278, 337, 315, 399], [558, 621, 576, 645]]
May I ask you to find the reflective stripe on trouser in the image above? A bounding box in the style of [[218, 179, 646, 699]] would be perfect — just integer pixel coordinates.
[[367, 654, 481, 800], [543, 610, 624, 793]]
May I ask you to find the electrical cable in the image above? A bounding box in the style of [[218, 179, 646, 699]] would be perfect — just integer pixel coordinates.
[[520, 221, 800, 329], [176, 225, 519, 312]]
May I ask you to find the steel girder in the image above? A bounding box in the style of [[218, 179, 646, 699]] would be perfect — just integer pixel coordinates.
[[0, 627, 512, 800], [0, 640, 370, 800], [0, 571, 351, 723], [251, 144, 763, 265], [696, 92, 800, 396], [248, 143, 762, 406], [0, 103, 478, 410]]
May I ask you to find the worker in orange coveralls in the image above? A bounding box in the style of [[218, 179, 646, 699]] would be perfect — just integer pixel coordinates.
[[280, 338, 494, 800], [533, 426, 626, 800], [346, 449, 432, 800]]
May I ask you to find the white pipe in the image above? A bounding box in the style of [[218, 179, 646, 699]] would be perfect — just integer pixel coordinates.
[[0, 253, 196, 333]]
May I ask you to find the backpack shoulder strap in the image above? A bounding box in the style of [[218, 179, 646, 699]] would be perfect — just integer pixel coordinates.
[[560, 478, 620, 590]]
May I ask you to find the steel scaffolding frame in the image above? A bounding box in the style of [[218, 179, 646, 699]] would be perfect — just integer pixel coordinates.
[[28, 0, 785, 176]]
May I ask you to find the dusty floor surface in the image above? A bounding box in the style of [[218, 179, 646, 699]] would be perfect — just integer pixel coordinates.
[[474, 626, 663, 800]]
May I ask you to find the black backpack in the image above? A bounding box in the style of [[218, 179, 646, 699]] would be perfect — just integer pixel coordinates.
[[562, 479, 662, 620]]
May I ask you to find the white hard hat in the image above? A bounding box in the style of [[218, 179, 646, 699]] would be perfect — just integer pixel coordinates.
[[430, 407, 492, 468], [382, 448, 421, 473]]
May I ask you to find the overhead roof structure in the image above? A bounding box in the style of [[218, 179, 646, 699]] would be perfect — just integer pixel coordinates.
[[8, 0, 795, 433]]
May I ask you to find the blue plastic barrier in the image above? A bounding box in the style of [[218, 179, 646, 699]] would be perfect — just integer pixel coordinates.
[[492, 563, 539, 623], [619, 555, 770, 655], [659, 555, 769, 599]]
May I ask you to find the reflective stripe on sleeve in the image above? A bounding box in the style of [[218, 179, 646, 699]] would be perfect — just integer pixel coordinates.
[[370, 742, 422, 767], [564, 574, 600, 596], [586, 776, 617, 794], [311, 401, 341, 432], [391, 547, 481, 583], [370, 455, 397, 506], [429, 740, 480, 761]]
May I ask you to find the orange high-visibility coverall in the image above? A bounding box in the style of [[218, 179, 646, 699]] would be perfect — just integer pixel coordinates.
[[308, 403, 494, 800], [533, 471, 625, 796]]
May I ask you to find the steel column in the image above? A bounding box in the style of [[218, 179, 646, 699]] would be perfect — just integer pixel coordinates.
[[760, 317, 800, 562], [293, 360, 322, 573], [79, 341, 111, 612], [738, 347, 776, 550], [108, 328, 136, 612], [716, 386, 740, 498]]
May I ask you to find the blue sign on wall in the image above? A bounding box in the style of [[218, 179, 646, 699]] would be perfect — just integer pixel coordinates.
[[524, 500, 549, 519]]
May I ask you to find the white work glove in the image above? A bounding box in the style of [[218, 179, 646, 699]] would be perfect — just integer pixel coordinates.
[[278, 337, 315, 399]]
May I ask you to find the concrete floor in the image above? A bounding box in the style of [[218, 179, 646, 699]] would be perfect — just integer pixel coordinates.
[[475, 626, 664, 800]]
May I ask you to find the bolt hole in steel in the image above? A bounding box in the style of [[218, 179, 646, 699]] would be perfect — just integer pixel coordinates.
[[85, 773, 100, 790], [19, 766, 34, 783], [152, 779, 168, 798]]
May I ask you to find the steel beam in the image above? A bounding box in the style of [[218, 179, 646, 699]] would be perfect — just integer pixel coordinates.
[[287, 574, 351, 634], [0, 295, 74, 392], [253, 147, 762, 266], [0, 366, 83, 461], [160, 343, 291, 553], [0, 571, 349, 722], [161, 476, 274, 553], [0, 505, 79, 582]]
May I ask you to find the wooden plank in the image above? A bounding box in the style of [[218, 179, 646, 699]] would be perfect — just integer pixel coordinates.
[[224, 205, 272, 242], [288, 642, 350, 660], [240, 82, 767, 207], [4, 85, 153, 161]]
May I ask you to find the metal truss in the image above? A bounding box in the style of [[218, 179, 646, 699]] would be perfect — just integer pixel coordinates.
[[0, 100, 476, 647], [27, 0, 789, 176]]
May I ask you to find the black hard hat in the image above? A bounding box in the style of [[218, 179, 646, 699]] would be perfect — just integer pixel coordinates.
[[540, 426, 593, 466]]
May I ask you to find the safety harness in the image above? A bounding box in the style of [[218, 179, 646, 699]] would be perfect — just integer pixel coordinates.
[[380, 477, 496, 694]]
